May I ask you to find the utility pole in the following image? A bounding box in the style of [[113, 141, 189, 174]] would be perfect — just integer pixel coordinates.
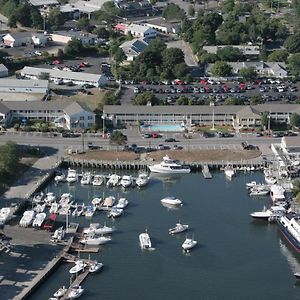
[[82, 130, 85, 152]]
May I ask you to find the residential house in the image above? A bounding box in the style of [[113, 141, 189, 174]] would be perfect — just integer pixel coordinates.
[[0, 102, 11, 126], [3, 32, 47, 47], [125, 24, 157, 38], [29, 0, 58, 8], [0, 64, 8, 78], [51, 31, 97, 45], [20, 67, 107, 87], [120, 38, 149, 61]]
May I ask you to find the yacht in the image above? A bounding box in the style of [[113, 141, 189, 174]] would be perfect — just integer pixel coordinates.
[[136, 173, 150, 187], [114, 198, 128, 209], [53, 286, 67, 298], [54, 173, 66, 183], [59, 193, 73, 207], [19, 210, 35, 227], [91, 197, 103, 209], [148, 155, 191, 174], [66, 169, 78, 183], [32, 212, 46, 228], [108, 207, 123, 218], [161, 196, 183, 207], [106, 174, 121, 187], [92, 175, 105, 186], [169, 223, 189, 235], [224, 165, 235, 179], [278, 216, 300, 252], [67, 285, 84, 299], [89, 261, 104, 273], [32, 192, 44, 204], [81, 172, 92, 185], [45, 192, 56, 205], [270, 185, 285, 203], [264, 169, 277, 185], [250, 205, 286, 220], [120, 175, 134, 188], [80, 235, 112, 245], [249, 187, 269, 196], [182, 237, 197, 251], [83, 223, 116, 235], [139, 230, 152, 249], [69, 261, 87, 274]]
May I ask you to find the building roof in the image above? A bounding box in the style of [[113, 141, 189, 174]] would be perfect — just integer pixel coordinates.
[[283, 136, 300, 148], [29, 0, 58, 6], [60, 0, 109, 13], [120, 38, 148, 56], [20, 67, 105, 83], [64, 102, 94, 116], [52, 30, 96, 39], [0, 79, 48, 89], [236, 106, 261, 119], [0, 102, 10, 115], [0, 64, 8, 73], [127, 24, 156, 35], [3, 32, 33, 40], [203, 45, 260, 55]]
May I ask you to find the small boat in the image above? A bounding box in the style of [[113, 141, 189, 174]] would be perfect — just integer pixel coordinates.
[[169, 223, 189, 235], [250, 205, 286, 220], [58, 205, 71, 216], [72, 203, 85, 217], [66, 169, 78, 183], [0, 207, 15, 225], [44, 192, 56, 205], [108, 208, 123, 218], [91, 197, 103, 209], [67, 285, 84, 299], [294, 272, 300, 279], [85, 206, 96, 218], [120, 175, 133, 188], [249, 188, 269, 196], [32, 212, 46, 228], [265, 176, 277, 185], [92, 175, 105, 186], [53, 286, 67, 298], [161, 196, 182, 207], [89, 261, 104, 273], [32, 192, 44, 204], [139, 230, 152, 249], [51, 226, 65, 242], [182, 236, 197, 251], [224, 165, 235, 179], [246, 181, 258, 188], [69, 260, 87, 274], [114, 198, 128, 209], [54, 173, 66, 183], [149, 155, 191, 174], [81, 172, 92, 185], [19, 210, 35, 227], [136, 173, 150, 187], [83, 223, 116, 235], [80, 235, 111, 245], [106, 174, 121, 187], [34, 203, 46, 213], [59, 193, 73, 207], [102, 196, 116, 209]]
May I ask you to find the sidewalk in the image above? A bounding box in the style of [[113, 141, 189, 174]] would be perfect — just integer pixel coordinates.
[[0, 155, 59, 203]]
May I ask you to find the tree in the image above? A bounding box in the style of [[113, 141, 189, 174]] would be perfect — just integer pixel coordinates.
[[217, 47, 243, 61], [288, 53, 300, 77], [109, 130, 127, 147], [93, 27, 110, 39], [162, 48, 185, 70], [38, 72, 50, 80], [250, 95, 263, 105], [65, 38, 84, 56], [198, 52, 218, 64], [57, 48, 64, 59], [114, 48, 126, 63], [48, 8, 66, 30], [290, 112, 300, 127], [210, 61, 232, 77], [132, 91, 159, 105], [173, 63, 189, 79], [93, 2, 121, 24], [284, 32, 300, 53], [239, 67, 257, 81], [0, 141, 20, 174], [261, 111, 269, 128], [162, 3, 186, 20], [268, 49, 289, 62], [176, 96, 189, 105], [188, 5, 195, 17], [77, 17, 90, 31]]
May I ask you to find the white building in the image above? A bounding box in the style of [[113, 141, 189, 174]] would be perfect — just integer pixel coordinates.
[[51, 31, 97, 45], [0, 79, 49, 94], [3, 32, 47, 47], [145, 18, 180, 34], [20, 66, 107, 87], [0, 64, 8, 78], [125, 24, 156, 38]]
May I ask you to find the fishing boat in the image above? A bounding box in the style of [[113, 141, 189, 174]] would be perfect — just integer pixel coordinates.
[[66, 169, 78, 183], [91, 197, 103, 209], [54, 173, 66, 183], [69, 261, 87, 274], [108, 207, 123, 218], [278, 216, 300, 253], [53, 286, 67, 298], [83, 223, 116, 235], [81, 172, 92, 185], [32, 212, 46, 228], [92, 175, 105, 186], [114, 198, 128, 209], [139, 230, 152, 249], [106, 174, 121, 187], [149, 155, 190, 174], [136, 173, 150, 187], [161, 196, 182, 207], [169, 223, 189, 235], [270, 185, 285, 203], [67, 285, 84, 299], [102, 196, 116, 209], [89, 261, 104, 273], [182, 236, 197, 251], [120, 175, 133, 188], [80, 235, 112, 245]]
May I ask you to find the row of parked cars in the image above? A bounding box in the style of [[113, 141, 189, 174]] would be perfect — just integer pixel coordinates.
[[123, 143, 183, 153]]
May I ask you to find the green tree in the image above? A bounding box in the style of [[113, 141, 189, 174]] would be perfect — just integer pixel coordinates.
[[217, 46, 243, 61], [173, 63, 189, 79], [198, 52, 218, 64], [284, 32, 300, 53], [239, 67, 257, 81], [250, 95, 263, 105], [288, 53, 300, 77], [261, 111, 269, 128], [268, 49, 289, 62], [114, 48, 126, 63], [162, 48, 185, 70], [93, 2, 121, 24], [48, 8, 66, 30], [65, 38, 84, 56], [221, 0, 235, 13], [109, 130, 127, 146], [0, 141, 20, 174], [93, 27, 110, 39], [77, 17, 90, 31], [132, 91, 159, 105], [162, 3, 186, 20], [210, 61, 232, 77], [176, 96, 189, 105], [290, 112, 300, 127], [57, 48, 64, 59]]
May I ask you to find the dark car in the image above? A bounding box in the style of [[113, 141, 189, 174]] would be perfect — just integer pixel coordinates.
[[62, 132, 80, 138], [165, 138, 177, 142]]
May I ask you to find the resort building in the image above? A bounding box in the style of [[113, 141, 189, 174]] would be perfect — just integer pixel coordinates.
[[20, 66, 107, 87], [0, 79, 49, 94], [0, 101, 95, 129], [103, 104, 300, 129], [3, 32, 47, 47]]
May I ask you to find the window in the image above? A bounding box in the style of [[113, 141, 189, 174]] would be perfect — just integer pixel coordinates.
[[88, 115, 93, 120], [80, 116, 84, 120]]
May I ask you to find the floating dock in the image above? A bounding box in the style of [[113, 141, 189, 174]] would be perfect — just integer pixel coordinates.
[[202, 165, 212, 179]]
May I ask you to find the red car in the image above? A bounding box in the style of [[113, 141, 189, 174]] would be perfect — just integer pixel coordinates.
[[52, 60, 62, 65], [199, 79, 208, 85], [174, 79, 185, 85], [151, 132, 159, 138]]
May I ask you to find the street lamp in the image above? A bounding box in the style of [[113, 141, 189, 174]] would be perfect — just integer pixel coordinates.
[[267, 115, 271, 136]]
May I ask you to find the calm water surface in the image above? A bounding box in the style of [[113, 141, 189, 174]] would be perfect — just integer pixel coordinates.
[[28, 171, 300, 300]]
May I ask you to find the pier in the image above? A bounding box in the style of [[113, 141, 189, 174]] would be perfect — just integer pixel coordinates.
[[202, 165, 212, 179]]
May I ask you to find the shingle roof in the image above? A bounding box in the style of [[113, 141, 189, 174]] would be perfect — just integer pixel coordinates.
[[63, 102, 94, 116], [0, 102, 10, 115], [0, 64, 8, 72], [0, 79, 48, 89], [3, 100, 70, 111], [29, 0, 58, 6], [236, 106, 261, 118]]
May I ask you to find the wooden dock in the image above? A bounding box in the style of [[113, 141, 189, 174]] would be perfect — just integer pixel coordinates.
[[202, 165, 212, 179]]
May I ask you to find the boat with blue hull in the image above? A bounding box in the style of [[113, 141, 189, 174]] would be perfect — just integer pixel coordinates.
[[277, 216, 300, 253]]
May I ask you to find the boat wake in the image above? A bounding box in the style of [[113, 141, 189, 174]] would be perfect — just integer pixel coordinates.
[[279, 239, 300, 274]]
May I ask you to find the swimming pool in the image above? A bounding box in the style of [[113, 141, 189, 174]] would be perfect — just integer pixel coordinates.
[[140, 124, 185, 132]]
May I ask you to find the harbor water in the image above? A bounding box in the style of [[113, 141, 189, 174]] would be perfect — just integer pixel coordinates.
[[22, 171, 300, 299]]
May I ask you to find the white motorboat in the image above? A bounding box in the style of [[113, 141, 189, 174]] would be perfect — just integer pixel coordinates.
[[102, 196, 116, 209], [34, 203, 45, 213], [85, 206, 96, 218], [58, 205, 71, 216], [120, 175, 133, 188], [53, 286, 67, 298], [249, 188, 269, 196], [224, 165, 235, 179], [66, 169, 78, 183], [69, 261, 87, 274], [49, 202, 60, 214], [19, 210, 35, 227], [0, 207, 15, 225], [92, 175, 105, 186], [89, 261, 104, 273], [91, 197, 103, 209], [83, 223, 116, 235], [182, 237, 197, 251], [246, 181, 259, 188], [169, 223, 189, 235], [250, 205, 286, 220], [51, 226, 65, 242], [106, 174, 121, 187], [114, 198, 128, 209], [80, 235, 111, 245], [59, 193, 73, 207], [32, 212, 46, 228], [136, 172, 150, 187], [270, 185, 285, 203], [139, 230, 152, 249], [67, 285, 84, 299], [32, 192, 44, 204], [149, 155, 190, 174], [54, 173, 66, 183], [108, 207, 123, 218], [265, 176, 277, 185], [81, 172, 92, 185], [45, 192, 56, 205], [161, 196, 183, 207]]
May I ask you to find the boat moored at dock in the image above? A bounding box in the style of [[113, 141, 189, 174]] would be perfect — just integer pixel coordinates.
[[278, 216, 300, 253], [149, 155, 190, 174]]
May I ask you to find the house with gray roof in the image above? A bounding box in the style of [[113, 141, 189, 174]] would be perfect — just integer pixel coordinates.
[[0, 64, 8, 78], [0, 79, 49, 94], [120, 38, 149, 61], [29, 0, 58, 7], [3, 32, 47, 47]]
